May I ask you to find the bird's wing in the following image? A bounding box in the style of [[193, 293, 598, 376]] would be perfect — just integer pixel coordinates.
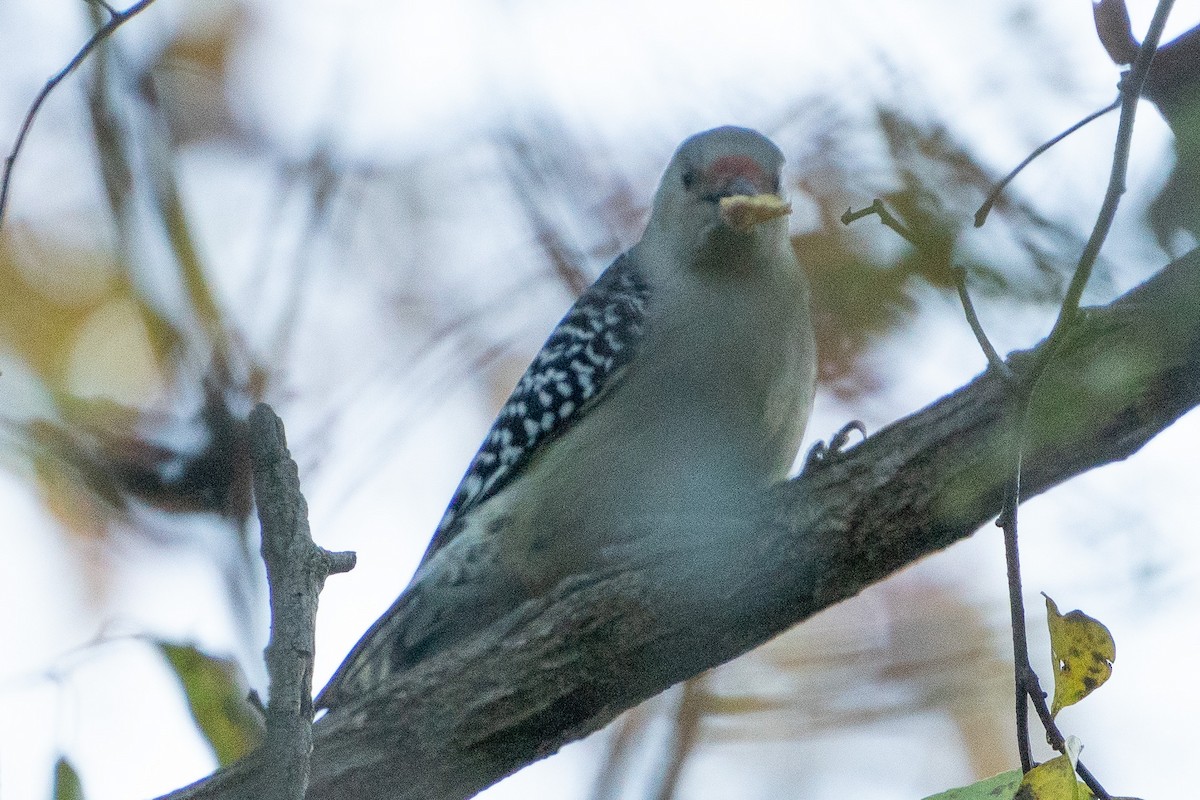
[[420, 253, 650, 563]]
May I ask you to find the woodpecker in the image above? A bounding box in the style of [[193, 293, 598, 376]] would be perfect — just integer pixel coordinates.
[[316, 126, 817, 710]]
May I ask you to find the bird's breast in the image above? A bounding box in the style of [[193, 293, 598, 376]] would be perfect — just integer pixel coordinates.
[[500, 252, 816, 579]]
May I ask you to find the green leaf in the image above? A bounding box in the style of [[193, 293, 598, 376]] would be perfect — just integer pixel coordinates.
[[53, 756, 84, 800], [1044, 595, 1116, 716], [158, 642, 263, 766], [920, 770, 1022, 799]]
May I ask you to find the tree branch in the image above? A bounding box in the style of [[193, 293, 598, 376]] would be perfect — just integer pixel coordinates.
[[161, 245, 1200, 800], [0, 0, 159, 234], [842, 200, 1011, 378], [249, 405, 354, 800], [1045, 0, 1174, 348]]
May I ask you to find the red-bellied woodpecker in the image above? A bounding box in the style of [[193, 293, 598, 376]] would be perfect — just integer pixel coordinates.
[[315, 126, 816, 710]]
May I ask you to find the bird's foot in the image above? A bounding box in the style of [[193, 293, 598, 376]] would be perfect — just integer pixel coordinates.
[[803, 420, 866, 472]]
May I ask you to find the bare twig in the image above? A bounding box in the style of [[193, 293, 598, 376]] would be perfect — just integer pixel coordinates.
[[998, 392, 1116, 800], [974, 99, 1121, 228], [950, 266, 1008, 375], [1043, 0, 1175, 353], [0, 0, 159, 234], [1021, 671, 1112, 800], [841, 198, 917, 241], [998, 2, 1175, 794], [250, 404, 355, 800], [842, 200, 1012, 378], [997, 392, 1034, 772]]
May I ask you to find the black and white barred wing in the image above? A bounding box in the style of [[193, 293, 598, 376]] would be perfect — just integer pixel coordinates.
[[422, 254, 650, 562]]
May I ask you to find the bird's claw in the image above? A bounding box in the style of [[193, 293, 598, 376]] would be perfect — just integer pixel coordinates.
[[804, 420, 866, 472]]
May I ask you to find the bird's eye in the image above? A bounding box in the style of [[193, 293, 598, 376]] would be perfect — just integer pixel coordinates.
[[681, 169, 697, 191]]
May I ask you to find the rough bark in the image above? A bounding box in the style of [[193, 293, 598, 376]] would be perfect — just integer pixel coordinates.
[[162, 246, 1200, 800], [250, 405, 356, 800]]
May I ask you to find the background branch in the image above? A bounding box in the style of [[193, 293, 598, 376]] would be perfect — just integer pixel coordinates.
[[0, 0, 158, 233]]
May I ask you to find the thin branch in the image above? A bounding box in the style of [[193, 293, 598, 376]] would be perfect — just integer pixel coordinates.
[[841, 198, 918, 241], [1022, 672, 1112, 800], [842, 200, 1012, 378], [0, 0, 159, 235], [1042, 0, 1175, 352], [999, 4, 1175, 793], [974, 99, 1121, 228], [996, 390, 1109, 790], [997, 391, 1033, 773], [950, 266, 1007, 375]]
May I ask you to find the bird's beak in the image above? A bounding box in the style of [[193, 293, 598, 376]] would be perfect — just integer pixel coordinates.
[[698, 154, 791, 232], [718, 193, 792, 232]]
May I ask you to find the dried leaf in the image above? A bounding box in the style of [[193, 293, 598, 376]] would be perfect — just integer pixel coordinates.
[[1092, 0, 1138, 65]]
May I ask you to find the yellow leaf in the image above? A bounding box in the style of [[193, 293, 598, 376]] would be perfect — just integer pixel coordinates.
[[1015, 754, 1093, 800], [1044, 595, 1116, 716]]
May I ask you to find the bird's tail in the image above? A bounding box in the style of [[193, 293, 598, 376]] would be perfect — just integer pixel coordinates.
[[314, 590, 419, 710]]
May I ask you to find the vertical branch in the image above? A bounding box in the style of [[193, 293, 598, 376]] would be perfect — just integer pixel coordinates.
[[250, 404, 355, 800], [998, 391, 1033, 773], [650, 677, 706, 800], [1043, 0, 1175, 348], [997, 4, 1175, 794]]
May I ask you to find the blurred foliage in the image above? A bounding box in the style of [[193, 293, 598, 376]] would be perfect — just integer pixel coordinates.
[[0, 233, 118, 381], [53, 756, 85, 800], [0, 226, 254, 541], [24, 388, 251, 525], [0, 11, 290, 794], [157, 642, 264, 767], [146, 2, 246, 148], [1144, 25, 1200, 249], [0, 0, 265, 647]]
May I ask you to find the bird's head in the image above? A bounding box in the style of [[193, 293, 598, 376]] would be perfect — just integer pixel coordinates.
[[643, 126, 791, 268]]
